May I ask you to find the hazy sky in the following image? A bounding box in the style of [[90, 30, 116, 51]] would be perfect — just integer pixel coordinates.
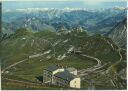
[[2, 0, 126, 10]]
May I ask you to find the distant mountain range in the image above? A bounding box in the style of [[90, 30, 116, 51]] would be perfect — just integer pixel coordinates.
[[2, 1, 126, 10], [1, 1, 127, 90]]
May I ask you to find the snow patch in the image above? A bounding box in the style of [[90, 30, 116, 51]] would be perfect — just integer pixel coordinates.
[[43, 50, 51, 55], [21, 44, 26, 47], [31, 39, 35, 47], [67, 46, 74, 53], [29, 50, 51, 58], [57, 54, 66, 60]]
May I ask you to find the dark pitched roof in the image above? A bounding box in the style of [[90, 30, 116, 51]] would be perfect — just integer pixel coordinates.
[[54, 70, 75, 81], [45, 65, 60, 72], [66, 67, 76, 72]]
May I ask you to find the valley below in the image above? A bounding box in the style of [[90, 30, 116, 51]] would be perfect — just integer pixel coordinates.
[[1, 28, 127, 90]]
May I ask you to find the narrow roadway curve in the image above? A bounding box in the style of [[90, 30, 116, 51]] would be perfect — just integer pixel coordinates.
[[1, 39, 56, 74], [103, 38, 115, 50], [77, 37, 122, 77], [103, 38, 124, 88], [2, 77, 41, 86]]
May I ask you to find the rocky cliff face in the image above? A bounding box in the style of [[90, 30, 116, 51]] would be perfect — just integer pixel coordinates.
[[107, 18, 127, 48]]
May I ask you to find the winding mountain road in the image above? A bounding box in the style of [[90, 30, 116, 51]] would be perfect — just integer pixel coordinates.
[[2, 59, 27, 73], [2, 77, 41, 86]]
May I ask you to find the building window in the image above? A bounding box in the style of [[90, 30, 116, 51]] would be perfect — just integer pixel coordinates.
[[75, 85, 76, 88]]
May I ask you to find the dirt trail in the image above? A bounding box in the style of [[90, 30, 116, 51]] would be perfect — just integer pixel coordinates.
[[78, 38, 123, 77], [81, 54, 101, 67]]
